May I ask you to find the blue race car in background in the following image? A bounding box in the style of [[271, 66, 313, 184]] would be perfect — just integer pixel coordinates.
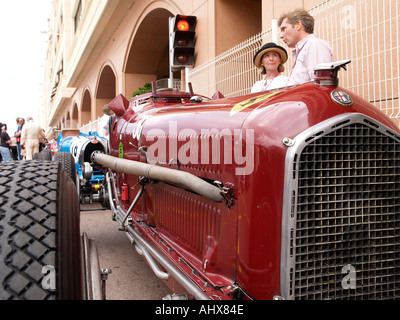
[[35, 129, 109, 206]]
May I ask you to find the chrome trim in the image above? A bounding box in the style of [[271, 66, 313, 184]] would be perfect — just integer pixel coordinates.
[[81, 232, 103, 300], [126, 225, 210, 300], [280, 113, 400, 300], [129, 235, 169, 281], [118, 183, 145, 229], [106, 172, 117, 217]]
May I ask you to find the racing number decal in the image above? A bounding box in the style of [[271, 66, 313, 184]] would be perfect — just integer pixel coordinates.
[[119, 142, 124, 158], [230, 91, 282, 116]]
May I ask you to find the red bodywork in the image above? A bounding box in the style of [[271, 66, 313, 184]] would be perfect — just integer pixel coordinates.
[[105, 79, 400, 300]]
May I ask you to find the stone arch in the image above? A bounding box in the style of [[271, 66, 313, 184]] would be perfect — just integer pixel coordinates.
[[71, 102, 79, 128], [96, 63, 116, 119], [65, 111, 71, 128], [81, 88, 92, 125], [61, 116, 66, 129], [124, 7, 177, 97]]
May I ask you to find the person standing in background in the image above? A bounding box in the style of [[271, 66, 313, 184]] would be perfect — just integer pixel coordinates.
[[251, 42, 289, 93], [278, 8, 333, 85], [14, 117, 25, 160], [99, 104, 114, 140], [0, 124, 12, 163], [21, 116, 45, 160]]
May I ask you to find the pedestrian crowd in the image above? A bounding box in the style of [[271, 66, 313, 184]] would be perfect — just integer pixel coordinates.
[[0, 116, 46, 163]]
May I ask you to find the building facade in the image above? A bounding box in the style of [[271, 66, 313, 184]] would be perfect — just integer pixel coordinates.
[[40, 0, 400, 134]]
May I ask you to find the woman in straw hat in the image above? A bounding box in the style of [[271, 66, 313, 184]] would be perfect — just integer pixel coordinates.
[[251, 42, 289, 93]]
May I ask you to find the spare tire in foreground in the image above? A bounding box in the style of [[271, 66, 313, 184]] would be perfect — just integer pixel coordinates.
[[0, 160, 83, 300]]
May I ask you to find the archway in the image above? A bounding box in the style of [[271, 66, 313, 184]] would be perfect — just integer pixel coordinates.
[[81, 89, 92, 125], [65, 112, 71, 128], [96, 64, 116, 119], [71, 103, 79, 128], [124, 8, 176, 98]]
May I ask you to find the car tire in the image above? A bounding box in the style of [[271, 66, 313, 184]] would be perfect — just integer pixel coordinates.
[[0, 160, 83, 300], [52, 152, 76, 184], [33, 149, 52, 161]]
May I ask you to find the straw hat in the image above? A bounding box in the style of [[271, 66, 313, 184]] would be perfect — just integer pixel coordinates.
[[253, 42, 288, 74]]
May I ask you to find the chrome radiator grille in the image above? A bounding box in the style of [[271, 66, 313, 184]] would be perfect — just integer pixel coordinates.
[[281, 114, 400, 300]]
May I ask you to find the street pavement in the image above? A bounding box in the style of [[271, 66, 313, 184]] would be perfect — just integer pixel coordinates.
[[80, 203, 171, 300]]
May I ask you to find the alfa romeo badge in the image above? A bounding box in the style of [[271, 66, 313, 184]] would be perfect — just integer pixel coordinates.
[[331, 90, 354, 107]]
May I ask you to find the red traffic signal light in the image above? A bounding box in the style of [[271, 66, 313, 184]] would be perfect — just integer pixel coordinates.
[[173, 15, 197, 32], [170, 15, 197, 69], [177, 20, 189, 31]]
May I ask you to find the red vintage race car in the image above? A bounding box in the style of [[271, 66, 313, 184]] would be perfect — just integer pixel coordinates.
[[1, 60, 399, 300], [93, 60, 400, 300]]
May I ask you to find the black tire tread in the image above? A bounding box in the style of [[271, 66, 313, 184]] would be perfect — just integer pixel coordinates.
[[34, 149, 52, 161], [52, 152, 76, 183], [0, 160, 82, 300], [0, 161, 59, 299]]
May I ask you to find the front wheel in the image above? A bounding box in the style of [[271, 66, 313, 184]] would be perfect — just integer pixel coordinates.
[[0, 161, 83, 300]]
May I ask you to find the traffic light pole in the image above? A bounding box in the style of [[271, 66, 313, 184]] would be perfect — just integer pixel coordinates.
[[169, 17, 174, 89], [169, 14, 197, 91]]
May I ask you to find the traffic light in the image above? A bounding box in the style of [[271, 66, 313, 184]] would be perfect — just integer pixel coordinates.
[[170, 14, 197, 70]]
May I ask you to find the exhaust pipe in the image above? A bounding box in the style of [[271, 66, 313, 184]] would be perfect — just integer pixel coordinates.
[[93, 153, 223, 203]]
